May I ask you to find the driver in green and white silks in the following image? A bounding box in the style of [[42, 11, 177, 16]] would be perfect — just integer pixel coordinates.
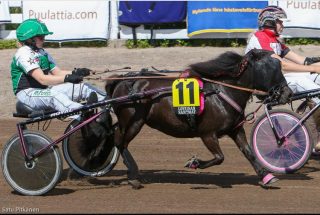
[[11, 19, 105, 117]]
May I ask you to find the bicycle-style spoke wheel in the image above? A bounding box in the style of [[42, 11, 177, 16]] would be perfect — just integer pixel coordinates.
[[63, 119, 119, 177], [1, 131, 62, 196], [250, 109, 312, 173]]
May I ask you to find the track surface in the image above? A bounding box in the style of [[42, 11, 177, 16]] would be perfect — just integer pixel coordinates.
[[1, 46, 320, 213], [1, 118, 320, 213]]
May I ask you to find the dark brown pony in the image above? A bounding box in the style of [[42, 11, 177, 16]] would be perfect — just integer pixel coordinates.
[[105, 49, 292, 189]]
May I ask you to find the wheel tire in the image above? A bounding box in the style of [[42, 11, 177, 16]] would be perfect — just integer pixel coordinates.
[[1, 131, 62, 196], [250, 109, 313, 173], [62, 119, 119, 177]]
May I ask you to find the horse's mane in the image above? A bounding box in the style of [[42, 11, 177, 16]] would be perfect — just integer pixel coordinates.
[[189, 51, 243, 79]]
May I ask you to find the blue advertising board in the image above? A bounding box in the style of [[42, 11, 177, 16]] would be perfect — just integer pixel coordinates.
[[188, 1, 268, 37], [119, 1, 186, 25]]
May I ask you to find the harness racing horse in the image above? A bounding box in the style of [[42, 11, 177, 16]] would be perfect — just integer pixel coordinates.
[[105, 49, 293, 189]]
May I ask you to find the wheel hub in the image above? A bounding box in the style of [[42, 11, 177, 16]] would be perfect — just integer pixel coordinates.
[[25, 160, 35, 169]]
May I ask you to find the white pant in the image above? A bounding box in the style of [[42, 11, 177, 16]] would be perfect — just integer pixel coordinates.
[[284, 72, 320, 103], [16, 83, 106, 113]]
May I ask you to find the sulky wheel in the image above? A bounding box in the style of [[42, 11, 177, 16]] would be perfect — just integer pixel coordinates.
[[250, 109, 312, 173], [1, 130, 62, 196], [62, 118, 119, 177]]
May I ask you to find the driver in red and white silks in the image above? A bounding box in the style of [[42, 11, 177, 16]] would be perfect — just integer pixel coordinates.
[[246, 6, 320, 99], [245, 6, 320, 151]]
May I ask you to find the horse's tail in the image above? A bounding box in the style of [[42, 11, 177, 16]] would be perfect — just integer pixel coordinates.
[[105, 74, 122, 98]]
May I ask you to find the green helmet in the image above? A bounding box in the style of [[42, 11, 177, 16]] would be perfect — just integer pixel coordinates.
[[16, 19, 53, 41]]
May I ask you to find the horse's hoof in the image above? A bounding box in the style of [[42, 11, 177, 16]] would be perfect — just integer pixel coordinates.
[[184, 157, 200, 169], [311, 148, 320, 157], [259, 173, 279, 188], [128, 179, 144, 190]]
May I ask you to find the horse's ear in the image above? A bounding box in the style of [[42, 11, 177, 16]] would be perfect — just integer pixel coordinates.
[[249, 49, 260, 60], [248, 49, 271, 61]]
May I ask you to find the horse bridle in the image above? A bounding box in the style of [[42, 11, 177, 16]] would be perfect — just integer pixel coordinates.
[[198, 55, 267, 96]]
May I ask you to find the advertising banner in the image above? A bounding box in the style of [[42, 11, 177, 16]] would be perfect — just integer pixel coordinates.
[[22, 1, 110, 41], [187, 1, 268, 37], [271, 0, 320, 29], [119, 1, 186, 25]]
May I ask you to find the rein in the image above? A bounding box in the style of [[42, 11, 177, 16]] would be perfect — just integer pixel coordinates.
[[100, 75, 178, 80], [98, 73, 268, 96], [201, 78, 268, 96]]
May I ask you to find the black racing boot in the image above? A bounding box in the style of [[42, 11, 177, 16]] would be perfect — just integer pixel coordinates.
[[82, 91, 98, 118], [87, 92, 98, 105]]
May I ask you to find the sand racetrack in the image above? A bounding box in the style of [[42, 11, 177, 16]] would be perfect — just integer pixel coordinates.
[[0, 45, 320, 213]]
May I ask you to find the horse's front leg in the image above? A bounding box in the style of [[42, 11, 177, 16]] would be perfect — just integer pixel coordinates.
[[229, 127, 279, 187], [185, 133, 224, 169], [121, 148, 142, 189], [114, 118, 145, 189]]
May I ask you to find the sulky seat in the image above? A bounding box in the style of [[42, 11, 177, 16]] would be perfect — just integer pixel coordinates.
[[13, 101, 56, 118]]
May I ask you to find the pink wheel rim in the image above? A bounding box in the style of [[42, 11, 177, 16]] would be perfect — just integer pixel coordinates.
[[252, 112, 310, 173]]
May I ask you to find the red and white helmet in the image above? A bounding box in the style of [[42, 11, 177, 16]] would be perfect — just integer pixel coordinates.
[[258, 5, 288, 29]]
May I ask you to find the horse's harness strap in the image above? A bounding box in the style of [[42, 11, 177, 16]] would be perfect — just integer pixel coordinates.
[[217, 91, 243, 113], [150, 90, 172, 100], [101, 72, 268, 96], [103, 70, 262, 115], [202, 86, 243, 114], [111, 74, 245, 114], [101, 75, 179, 81], [201, 78, 268, 96]]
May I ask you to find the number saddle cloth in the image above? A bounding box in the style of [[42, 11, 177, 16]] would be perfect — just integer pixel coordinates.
[[172, 70, 205, 130]]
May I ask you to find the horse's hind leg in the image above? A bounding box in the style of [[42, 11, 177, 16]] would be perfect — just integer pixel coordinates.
[[122, 148, 143, 189], [186, 133, 224, 169], [114, 119, 145, 189], [229, 127, 278, 187]]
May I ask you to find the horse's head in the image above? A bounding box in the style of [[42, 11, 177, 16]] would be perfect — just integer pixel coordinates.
[[189, 49, 292, 104], [244, 49, 292, 104]]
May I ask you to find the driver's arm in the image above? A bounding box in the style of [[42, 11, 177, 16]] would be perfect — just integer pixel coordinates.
[[283, 50, 306, 65], [284, 50, 320, 66], [50, 66, 72, 76], [30, 68, 65, 86], [271, 54, 320, 73]]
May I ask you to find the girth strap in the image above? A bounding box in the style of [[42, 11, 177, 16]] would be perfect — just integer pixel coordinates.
[[217, 91, 243, 114]]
